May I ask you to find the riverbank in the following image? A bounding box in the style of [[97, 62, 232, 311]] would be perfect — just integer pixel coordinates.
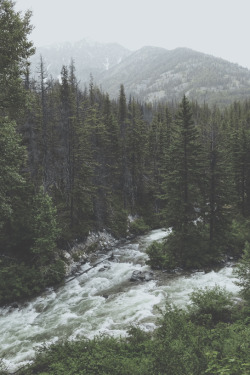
[[0, 229, 241, 373]]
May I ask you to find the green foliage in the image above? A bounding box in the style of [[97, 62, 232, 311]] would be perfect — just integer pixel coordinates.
[[0, 0, 35, 119], [146, 241, 175, 269], [20, 335, 154, 375], [161, 224, 211, 268], [189, 286, 234, 326], [205, 350, 250, 375], [160, 96, 214, 267], [129, 218, 150, 236], [16, 288, 250, 375], [229, 217, 250, 256], [152, 305, 208, 374], [146, 223, 216, 270], [31, 187, 61, 265], [163, 96, 204, 230], [106, 198, 128, 238], [0, 259, 65, 305], [3, 0, 250, 310], [0, 262, 45, 304], [235, 241, 250, 303], [0, 117, 27, 230]]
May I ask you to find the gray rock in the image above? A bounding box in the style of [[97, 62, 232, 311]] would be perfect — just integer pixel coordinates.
[[130, 270, 154, 282], [98, 265, 110, 272]]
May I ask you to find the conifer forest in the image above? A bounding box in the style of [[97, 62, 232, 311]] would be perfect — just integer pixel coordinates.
[[1, 1, 250, 374]]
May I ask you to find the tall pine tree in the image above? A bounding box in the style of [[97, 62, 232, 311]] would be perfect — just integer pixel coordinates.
[[162, 96, 205, 267]]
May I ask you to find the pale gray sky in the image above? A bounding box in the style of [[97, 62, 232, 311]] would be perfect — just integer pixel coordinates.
[[14, 0, 250, 69]]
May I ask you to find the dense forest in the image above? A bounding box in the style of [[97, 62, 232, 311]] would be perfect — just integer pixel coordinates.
[[1, 1, 250, 374]]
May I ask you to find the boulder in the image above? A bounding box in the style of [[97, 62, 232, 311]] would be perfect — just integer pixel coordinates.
[[98, 265, 111, 272], [130, 270, 154, 282]]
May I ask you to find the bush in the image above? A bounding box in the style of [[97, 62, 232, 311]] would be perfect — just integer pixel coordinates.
[[146, 222, 224, 270], [129, 218, 150, 235], [106, 199, 128, 238], [188, 286, 233, 326], [0, 259, 65, 306], [146, 241, 175, 269], [228, 217, 250, 256], [235, 241, 250, 303], [0, 262, 45, 305], [20, 335, 154, 375], [152, 304, 208, 375], [17, 302, 250, 375]]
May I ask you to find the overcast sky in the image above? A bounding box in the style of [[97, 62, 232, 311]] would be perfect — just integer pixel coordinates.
[[14, 0, 250, 69]]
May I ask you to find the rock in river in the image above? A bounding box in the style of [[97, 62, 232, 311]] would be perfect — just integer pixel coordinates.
[[130, 270, 154, 282]]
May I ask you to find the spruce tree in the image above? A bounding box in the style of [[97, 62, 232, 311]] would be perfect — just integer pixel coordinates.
[[147, 105, 173, 222], [126, 98, 148, 212], [0, 118, 26, 231], [31, 187, 61, 266], [0, 0, 35, 119], [162, 96, 205, 267], [118, 84, 129, 209], [203, 108, 232, 258]]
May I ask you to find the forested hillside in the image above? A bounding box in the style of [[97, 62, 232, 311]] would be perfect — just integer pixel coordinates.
[[31, 41, 250, 106], [99, 46, 250, 105], [1, 1, 250, 374], [1, 0, 250, 305]]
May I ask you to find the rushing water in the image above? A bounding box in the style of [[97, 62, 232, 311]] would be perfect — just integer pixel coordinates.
[[0, 229, 240, 372]]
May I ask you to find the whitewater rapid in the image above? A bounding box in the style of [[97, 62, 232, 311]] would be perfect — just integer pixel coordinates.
[[0, 229, 240, 372]]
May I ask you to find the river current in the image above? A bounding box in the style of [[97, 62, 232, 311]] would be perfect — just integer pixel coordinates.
[[0, 229, 240, 372]]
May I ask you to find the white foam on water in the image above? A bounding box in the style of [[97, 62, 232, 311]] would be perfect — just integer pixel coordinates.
[[0, 229, 241, 372], [158, 266, 240, 308], [142, 228, 171, 242]]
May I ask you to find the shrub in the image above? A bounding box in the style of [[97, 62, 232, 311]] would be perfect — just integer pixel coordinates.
[[235, 241, 250, 303], [146, 241, 174, 269], [0, 260, 65, 306], [229, 217, 250, 256], [129, 218, 150, 235], [189, 286, 233, 326]]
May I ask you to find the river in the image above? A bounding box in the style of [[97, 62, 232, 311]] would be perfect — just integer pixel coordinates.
[[0, 229, 240, 372]]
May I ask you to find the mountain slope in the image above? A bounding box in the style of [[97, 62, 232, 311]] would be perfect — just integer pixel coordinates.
[[30, 39, 131, 83], [30, 40, 250, 105], [98, 46, 250, 105]]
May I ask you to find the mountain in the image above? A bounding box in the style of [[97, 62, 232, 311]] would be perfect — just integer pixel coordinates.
[[30, 40, 250, 105], [30, 39, 131, 83], [98, 46, 250, 105]]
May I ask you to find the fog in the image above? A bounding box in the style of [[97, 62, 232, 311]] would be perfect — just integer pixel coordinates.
[[14, 0, 250, 69]]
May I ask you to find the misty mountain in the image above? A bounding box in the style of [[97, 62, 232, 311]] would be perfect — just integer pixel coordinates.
[[98, 46, 250, 105], [30, 40, 250, 105], [30, 39, 131, 83]]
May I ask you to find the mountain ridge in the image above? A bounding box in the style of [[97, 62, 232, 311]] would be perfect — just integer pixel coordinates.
[[30, 39, 250, 105]]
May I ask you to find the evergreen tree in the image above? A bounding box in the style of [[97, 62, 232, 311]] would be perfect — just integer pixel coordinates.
[[231, 126, 250, 217], [118, 84, 130, 209], [236, 241, 250, 303], [0, 118, 26, 231], [165, 96, 203, 229], [147, 105, 173, 222], [0, 0, 35, 119], [162, 96, 205, 267], [31, 187, 61, 266], [205, 109, 232, 257], [126, 98, 148, 212], [37, 55, 49, 190]]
